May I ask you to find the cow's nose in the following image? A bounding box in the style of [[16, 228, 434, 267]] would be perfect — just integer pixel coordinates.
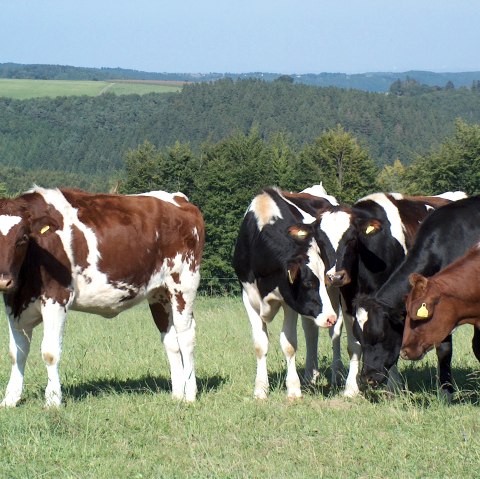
[[0, 274, 15, 292], [327, 269, 350, 287], [326, 314, 337, 327], [399, 349, 409, 360]]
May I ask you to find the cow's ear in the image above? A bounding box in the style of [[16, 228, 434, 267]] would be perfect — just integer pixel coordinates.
[[360, 219, 382, 236], [287, 262, 300, 284], [287, 224, 311, 241], [30, 216, 59, 237], [409, 273, 428, 289]]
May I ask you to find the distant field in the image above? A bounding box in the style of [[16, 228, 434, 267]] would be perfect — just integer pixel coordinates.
[[0, 78, 182, 99]]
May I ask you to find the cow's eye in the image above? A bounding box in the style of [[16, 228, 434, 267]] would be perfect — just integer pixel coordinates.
[[303, 281, 313, 289], [16, 234, 29, 247]]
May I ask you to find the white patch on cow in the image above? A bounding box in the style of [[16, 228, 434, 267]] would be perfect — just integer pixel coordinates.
[[250, 192, 283, 230], [301, 184, 339, 206], [360, 192, 407, 254], [390, 192, 404, 200], [139, 190, 188, 206], [306, 240, 337, 327], [435, 191, 467, 201], [281, 194, 316, 224], [426, 205, 434, 212], [192, 227, 200, 242], [0, 215, 21, 236], [356, 307, 369, 330]]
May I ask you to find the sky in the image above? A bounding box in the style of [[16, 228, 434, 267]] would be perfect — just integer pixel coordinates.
[[1, 0, 480, 75]]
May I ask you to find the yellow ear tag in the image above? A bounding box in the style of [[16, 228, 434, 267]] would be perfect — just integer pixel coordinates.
[[365, 225, 375, 234], [416, 303, 429, 318], [287, 270, 294, 284], [40, 225, 50, 235], [296, 230, 308, 238]]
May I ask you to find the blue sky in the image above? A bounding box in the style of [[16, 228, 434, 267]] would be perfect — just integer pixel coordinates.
[[2, 0, 479, 74]]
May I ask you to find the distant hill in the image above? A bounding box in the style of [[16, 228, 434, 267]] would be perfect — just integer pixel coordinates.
[[1, 62, 479, 92]]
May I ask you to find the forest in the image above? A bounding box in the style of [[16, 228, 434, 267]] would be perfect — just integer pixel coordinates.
[[1, 77, 480, 291]]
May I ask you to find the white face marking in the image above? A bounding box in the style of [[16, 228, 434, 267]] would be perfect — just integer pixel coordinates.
[[0, 215, 22, 236], [359, 193, 407, 254], [320, 211, 351, 251], [356, 307, 369, 330], [282, 194, 316, 224], [306, 240, 336, 326]]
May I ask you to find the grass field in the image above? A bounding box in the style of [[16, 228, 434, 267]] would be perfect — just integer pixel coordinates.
[[0, 296, 479, 478], [0, 78, 182, 99]]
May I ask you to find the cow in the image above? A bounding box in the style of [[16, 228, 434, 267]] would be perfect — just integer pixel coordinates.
[[353, 195, 480, 398], [233, 185, 343, 400], [0, 187, 205, 407], [325, 191, 466, 390], [400, 244, 480, 363]]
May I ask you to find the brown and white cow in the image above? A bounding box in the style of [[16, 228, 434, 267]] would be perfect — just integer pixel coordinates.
[[0, 187, 204, 407], [400, 244, 480, 363]]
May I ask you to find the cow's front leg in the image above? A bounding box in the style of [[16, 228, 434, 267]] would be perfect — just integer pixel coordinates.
[[242, 289, 270, 399], [1, 315, 34, 408], [41, 298, 69, 408], [343, 312, 361, 397], [281, 305, 301, 399], [301, 316, 319, 384]]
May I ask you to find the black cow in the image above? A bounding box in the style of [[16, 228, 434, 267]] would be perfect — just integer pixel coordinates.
[[354, 195, 480, 398], [233, 186, 339, 399]]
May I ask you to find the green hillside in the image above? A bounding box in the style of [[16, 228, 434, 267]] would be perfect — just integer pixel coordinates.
[[0, 79, 181, 99]]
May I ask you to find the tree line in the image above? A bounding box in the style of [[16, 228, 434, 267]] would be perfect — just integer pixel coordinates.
[[2, 79, 480, 186]]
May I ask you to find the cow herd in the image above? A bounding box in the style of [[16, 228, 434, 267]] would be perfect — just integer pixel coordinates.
[[0, 185, 479, 407]]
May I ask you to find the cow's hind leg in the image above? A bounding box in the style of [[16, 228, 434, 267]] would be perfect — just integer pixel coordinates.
[[149, 298, 185, 401], [1, 315, 34, 407], [281, 305, 301, 399]]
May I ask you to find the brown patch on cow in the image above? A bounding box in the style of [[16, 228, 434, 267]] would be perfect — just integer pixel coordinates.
[[393, 195, 452, 249], [254, 344, 264, 359], [42, 352, 56, 365], [149, 302, 170, 333], [171, 272, 180, 284], [175, 291, 186, 313], [8, 351, 15, 365], [71, 225, 89, 269]]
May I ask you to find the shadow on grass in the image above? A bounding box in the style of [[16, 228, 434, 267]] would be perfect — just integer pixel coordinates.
[[62, 373, 227, 402], [265, 359, 480, 406]]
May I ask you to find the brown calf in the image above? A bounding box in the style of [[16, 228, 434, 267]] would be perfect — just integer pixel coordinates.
[[400, 244, 480, 362]]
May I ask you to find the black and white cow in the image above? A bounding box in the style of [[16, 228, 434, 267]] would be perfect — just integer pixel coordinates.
[[325, 191, 467, 389], [354, 195, 480, 397], [233, 185, 342, 399]]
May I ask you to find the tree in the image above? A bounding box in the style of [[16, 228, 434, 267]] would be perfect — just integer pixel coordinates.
[[296, 125, 379, 203], [403, 119, 480, 195], [377, 159, 409, 192]]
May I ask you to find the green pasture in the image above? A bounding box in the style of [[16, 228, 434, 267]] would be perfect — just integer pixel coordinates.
[[0, 79, 181, 99], [0, 296, 479, 478]]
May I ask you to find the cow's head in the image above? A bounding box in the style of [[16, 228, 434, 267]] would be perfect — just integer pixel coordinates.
[[400, 273, 450, 361], [0, 200, 59, 293], [354, 295, 404, 387], [282, 223, 337, 328]]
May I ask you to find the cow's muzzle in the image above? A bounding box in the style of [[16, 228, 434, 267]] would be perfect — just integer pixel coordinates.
[[326, 269, 351, 287], [0, 274, 16, 293]]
